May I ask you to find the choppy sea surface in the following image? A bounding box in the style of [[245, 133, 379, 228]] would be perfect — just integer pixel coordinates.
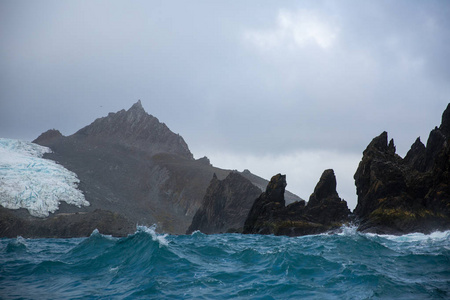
[[1, 226, 449, 299]]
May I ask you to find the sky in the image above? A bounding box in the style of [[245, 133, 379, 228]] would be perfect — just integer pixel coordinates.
[[1, 1, 449, 210]]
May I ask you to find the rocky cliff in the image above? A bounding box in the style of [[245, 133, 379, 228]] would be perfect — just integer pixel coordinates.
[[0, 206, 134, 238], [186, 172, 262, 234], [243, 170, 350, 236], [354, 103, 450, 234]]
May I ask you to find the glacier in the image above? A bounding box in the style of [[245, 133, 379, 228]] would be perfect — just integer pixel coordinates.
[[0, 138, 89, 217]]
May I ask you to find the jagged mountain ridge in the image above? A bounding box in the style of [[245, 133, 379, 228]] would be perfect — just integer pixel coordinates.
[[353, 103, 450, 234], [37, 100, 193, 160]]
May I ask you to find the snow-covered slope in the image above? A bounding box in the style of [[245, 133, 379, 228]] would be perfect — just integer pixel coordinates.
[[0, 138, 89, 217]]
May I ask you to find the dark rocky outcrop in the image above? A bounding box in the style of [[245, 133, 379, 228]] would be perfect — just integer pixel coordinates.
[[33, 129, 63, 145], [2, 100, 302, 237], [305, 169, 352, 225], [186, 172, 262, 234], [240, 169, 301, 204], [0, 206, 134, 238], [354, 103, 450, 234], [243, 170, 350, 236]]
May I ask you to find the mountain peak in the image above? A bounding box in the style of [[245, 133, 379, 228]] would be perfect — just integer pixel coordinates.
[[72, 100, 194, 159], [124, 100, 147, 123], [129, 100, 145, 113], [33, 129, 64, 145]]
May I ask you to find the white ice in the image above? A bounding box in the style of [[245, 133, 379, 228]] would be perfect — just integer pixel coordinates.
[[0, 138, 89, 217]]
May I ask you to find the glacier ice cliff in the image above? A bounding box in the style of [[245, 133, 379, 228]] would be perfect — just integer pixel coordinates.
[[0, 138, 89, 217]]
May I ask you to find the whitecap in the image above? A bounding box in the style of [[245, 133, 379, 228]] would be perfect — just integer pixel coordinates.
[[336, 224, 358, 236], [89, 229, 115, 240], [190, 230, 204, 236], [15, 236, 27, 245], [136, 225, 169, 247], [373, 230, 450, 243]]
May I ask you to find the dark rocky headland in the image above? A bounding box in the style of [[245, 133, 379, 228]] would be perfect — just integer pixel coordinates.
[[353, 103, 450, 234]]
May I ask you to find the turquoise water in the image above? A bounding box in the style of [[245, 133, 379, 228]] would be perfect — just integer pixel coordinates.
[[1, 226, 449, 299]]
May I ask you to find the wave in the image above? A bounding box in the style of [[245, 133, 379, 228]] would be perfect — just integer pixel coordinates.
[[5, 236, 28, 253], [1, 226, 449, 299]]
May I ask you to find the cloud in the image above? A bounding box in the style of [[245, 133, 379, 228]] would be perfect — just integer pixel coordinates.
[[244, 9, 339, 50], [0, 1, 449, 205]]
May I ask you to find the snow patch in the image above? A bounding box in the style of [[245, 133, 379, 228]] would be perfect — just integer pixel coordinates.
[[0, 138, 89, 217]]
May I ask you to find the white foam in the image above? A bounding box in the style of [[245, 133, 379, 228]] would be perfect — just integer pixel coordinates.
[[15, 236, 27, 245], [0, 138, 89, 217], [137, 225, 169, 247], [364, 230, 450, 255], [190, 230, 205, 237], [377, 230, 450, 243], [88, 229, 114, 240], [337, 224, 358, 236]]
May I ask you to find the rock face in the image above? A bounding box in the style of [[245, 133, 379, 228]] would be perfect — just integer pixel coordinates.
[[354, 103, 450, 234], [0, 206, 134, 238], [2, 101, 302, 237], [186, 172, 262, 234], [306, 169, 352, 225], [243, 171, 350, 236]]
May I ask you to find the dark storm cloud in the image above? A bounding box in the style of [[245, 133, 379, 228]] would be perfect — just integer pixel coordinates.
[[1, 1, 449, 207]]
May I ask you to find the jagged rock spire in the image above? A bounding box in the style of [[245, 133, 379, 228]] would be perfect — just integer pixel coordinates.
[[308, 169, 338, 206], [265, 174, 287, 205], [440, 103, 450, 136]]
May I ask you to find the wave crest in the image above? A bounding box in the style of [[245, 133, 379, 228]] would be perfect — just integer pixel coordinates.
[[136, 225, 169, 247]]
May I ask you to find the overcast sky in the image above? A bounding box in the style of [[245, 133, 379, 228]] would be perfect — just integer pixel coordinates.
[[1, 1, 449, 209]]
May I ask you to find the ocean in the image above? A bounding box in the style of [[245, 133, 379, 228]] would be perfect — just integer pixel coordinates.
[[1, 226, 449, 299]]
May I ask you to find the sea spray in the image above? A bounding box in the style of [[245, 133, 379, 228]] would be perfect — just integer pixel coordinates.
[[136, 225, 169, 247], [1, 227, 449, 299]]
